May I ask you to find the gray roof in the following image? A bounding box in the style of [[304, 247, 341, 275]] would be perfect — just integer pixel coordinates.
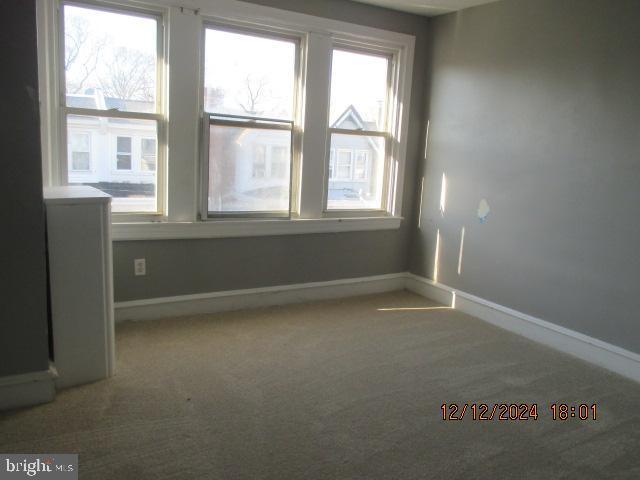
[[66, 95, 98, 109], [331, 105, 377, 130]]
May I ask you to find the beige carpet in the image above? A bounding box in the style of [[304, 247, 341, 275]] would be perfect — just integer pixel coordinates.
[[1, 291, 639, 479]]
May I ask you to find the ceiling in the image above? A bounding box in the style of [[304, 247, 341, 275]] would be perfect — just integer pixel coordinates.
[[351, 0, 499, 16]]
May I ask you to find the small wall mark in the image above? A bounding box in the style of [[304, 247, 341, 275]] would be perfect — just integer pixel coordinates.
[[477, 199, 490, 224]]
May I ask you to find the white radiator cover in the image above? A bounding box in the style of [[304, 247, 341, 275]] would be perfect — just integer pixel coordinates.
[[44, 186, 115, 389]]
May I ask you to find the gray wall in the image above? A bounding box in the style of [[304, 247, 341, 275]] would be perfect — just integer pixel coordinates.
[[113, 0, 429, 302], [411, 0, 640, 354], [0, 0, 51, 376]]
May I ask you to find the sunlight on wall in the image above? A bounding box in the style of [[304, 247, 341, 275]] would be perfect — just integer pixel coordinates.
[[457, 226, 465, 275], [439, 172, 447, 215], [451, 291, 456, 309], [417, 176, 424, 229], [433, 228, 441, 282], [423, 120, 430, 159]]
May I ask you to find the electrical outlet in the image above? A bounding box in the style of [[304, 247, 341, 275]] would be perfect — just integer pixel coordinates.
[[134, 258, 146, 276]]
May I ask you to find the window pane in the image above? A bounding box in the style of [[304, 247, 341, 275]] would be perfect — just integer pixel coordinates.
[[208, 125, 291, 213], [72, 152, 91, 171], [327, 134, 385, 210], [270, 146, 288, 178], [252, 145, 267, 178], [69, 132, 91, 171], [63, 5, 157, 114], [70, 132, 90, 152], [117, 154, 132, 170], [141, 138, 156, 172], [116, 136, 132, 170], [354, 151, 368, 180], [329, 49, 389, 131], [336, 150, 352, 179], [117, 136, 132, 153], [204, 29, 296, 120], [67, 115, 158, 213]]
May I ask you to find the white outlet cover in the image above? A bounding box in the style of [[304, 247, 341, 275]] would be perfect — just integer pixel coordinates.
[[134, 258, 146, 276]]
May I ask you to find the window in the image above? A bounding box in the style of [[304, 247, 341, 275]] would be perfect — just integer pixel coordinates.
[[116, 136, 132, 170], [203, 26, 297, 217], [62, 3, 163, 214], [354, 151, 369, 180], [326, 49, 389, 210], [252, 145, 267, 179], [270, 146, 288, 179], [336, 150, 353, 179], [41, 0, 414, 237], [328, 149, 335, 180], [141, 138, 157, 172], [69, 132, 91, 171]]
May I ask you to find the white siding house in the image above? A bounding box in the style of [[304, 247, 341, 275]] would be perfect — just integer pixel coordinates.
[[67, 90, 157, 212], [68, 93, 380, 212]]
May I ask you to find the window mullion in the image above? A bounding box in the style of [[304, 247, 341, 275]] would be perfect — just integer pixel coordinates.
[[298, 32, 332, 219], [166, 6, 201, 222]]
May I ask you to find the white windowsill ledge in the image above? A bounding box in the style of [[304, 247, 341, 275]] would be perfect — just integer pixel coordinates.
[[111, 216, 403, 241]]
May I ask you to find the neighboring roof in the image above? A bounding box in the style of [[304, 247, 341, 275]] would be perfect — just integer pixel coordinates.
[[104, 97, 154, 112], [66, 90, 154, 112], [331, 105, 378, 131], [66, 95, 98, 109]]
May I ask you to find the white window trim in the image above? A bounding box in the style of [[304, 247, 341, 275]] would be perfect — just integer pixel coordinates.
[[37, 0, 414, 240], [112, 215, 402, 241]]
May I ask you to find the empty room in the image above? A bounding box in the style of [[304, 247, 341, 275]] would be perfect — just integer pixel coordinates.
[[2, 0, 640, 478]]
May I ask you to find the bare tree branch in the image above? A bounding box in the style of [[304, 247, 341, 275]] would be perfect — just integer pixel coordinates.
[[238, 75, 269, 115], [64, 15, 107, 94], [99, 47, 155, 102]]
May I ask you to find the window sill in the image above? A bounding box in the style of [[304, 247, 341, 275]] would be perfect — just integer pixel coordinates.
[[111, 216, 403, 241]]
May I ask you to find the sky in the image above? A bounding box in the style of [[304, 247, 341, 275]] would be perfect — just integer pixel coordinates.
[[66, 5, 389, 129], [64, 5, 157, 102], [204, 29, 389, 128]]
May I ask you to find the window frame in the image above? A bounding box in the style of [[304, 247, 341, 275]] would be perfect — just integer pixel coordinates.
[[323, 45, 394, 215], [38, 0, 414, 240], [202, 113, 295, 219], [55, 0, 166, 219], [199, 22, 302, 220]]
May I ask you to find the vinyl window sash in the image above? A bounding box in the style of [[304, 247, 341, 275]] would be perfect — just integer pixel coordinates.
[[201, 114, 295, 219]]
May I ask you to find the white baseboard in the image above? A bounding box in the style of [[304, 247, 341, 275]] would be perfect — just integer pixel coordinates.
[[406, 273, 640, 383], [0, 365, 57, 411], [114, 271, 639, 384], [115, 273, 407, 322]]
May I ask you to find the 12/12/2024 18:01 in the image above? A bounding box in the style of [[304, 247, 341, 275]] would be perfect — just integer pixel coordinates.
[[441, 403, 598, 421]]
